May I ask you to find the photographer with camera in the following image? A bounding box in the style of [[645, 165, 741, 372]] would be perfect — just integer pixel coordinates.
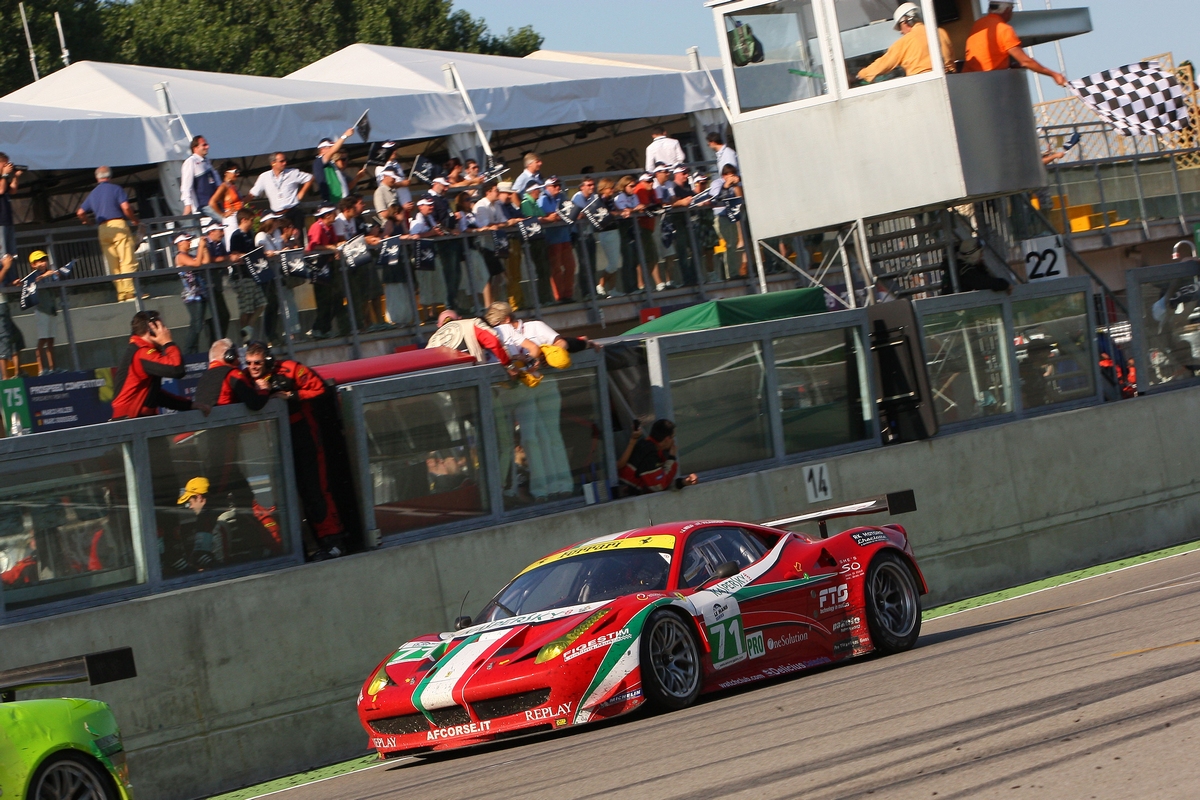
[[111, 310, 190, 419], [243, 342, 356, 560], [616, 418, 699, 497]]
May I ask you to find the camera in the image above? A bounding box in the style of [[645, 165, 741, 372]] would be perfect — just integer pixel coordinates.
[[267, 373, 296, 394]]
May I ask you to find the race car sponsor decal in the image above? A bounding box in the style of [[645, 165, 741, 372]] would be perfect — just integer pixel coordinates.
[[718, 673, 766, 689], [832, 616, 861, 634], [598, 688, 642, 709], [387, 640, 443, 666], [525, 702, 573, 722], [574, 599, 676, 724], [833, 637, 862, 655], [373, 736, 397, 749], [745, 630, 765, 660], [447, 601, 608, 639], [707, 613, 747, 670], [818, 584, 849, 614], [762, 657, 831, 677], [850, 530, 888, 547], [563, 629, 632, 662], [839, 558, 864, 581], [418, 630, 506, 712], [766, 632, 808, 650], [427, 720, 492, 741], [518, 535, 676, 576]]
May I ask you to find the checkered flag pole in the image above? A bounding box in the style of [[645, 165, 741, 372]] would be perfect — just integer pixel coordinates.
[[1068, 61, 1191, 137]]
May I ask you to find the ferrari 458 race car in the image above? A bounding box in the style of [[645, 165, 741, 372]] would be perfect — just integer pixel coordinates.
[[358, 493, 926, 756], [0, 649, 137, 800]]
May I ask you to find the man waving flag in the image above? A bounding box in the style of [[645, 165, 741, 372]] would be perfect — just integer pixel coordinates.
[[1069, 61, 1191, 137]]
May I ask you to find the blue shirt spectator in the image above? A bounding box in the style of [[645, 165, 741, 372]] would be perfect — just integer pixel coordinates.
[[80, 181, 131, 223], [539, 192, 571, 245]]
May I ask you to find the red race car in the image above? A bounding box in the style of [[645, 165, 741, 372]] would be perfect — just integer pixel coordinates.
[[357, 493, 926, 756]]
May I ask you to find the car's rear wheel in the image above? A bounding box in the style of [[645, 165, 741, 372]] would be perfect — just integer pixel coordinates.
[[864, 551, 922, 654], [640, 610, 702, 710], [27, 751, 117, 800]]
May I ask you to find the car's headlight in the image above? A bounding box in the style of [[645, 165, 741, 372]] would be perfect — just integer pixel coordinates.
[[367, 665, 393, 697], [535, 608, 610, 664]]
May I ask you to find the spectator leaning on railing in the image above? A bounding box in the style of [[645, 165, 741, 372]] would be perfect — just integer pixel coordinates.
[[77, 166, 140, 303], [173, 232, 210, 356], [541, 177, 576, 304]]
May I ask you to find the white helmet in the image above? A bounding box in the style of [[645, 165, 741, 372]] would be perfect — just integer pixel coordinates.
[[893, 2, 921, 30], [989, 1, 1015, 12]]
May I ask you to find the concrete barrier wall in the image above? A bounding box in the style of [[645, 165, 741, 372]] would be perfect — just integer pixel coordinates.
[[6, 385, 1200, 800]]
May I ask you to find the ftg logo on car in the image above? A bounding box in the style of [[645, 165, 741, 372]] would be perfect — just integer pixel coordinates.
[[819, 584, 849, 612]]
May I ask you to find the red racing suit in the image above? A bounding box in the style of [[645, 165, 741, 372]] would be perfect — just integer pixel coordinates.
[[193, 362, 271, 414], [618, 437, 680, 495], [111, 336, 189, 419], [274, 360, 344, 539]]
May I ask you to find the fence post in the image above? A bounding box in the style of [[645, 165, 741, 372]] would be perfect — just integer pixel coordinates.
[[574, 228, 602, 324], [270, 262, 297, 362], [629, 218, 658, 309], [683, 212, 710, 302], [58, 285, 81, 372], [337, 256, 362, 360]]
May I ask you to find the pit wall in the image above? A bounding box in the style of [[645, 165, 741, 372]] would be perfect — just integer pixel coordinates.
[[5, 385, 1198, 800]]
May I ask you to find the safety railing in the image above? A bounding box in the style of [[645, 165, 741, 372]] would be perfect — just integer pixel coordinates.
[[0, 401, 301, 624], [0, 200, 761, 374]]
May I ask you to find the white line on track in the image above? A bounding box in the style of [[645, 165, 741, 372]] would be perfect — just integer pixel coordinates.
[[925, 546, 1200, 623], [238, 758, 410, 800]]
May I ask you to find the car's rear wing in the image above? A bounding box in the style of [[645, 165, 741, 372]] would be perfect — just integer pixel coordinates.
[[763, 490, 917, 539], [0, 647, 136, 703]]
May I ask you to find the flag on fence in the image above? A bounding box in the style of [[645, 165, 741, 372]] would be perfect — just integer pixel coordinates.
[[581, 196, 613, 230], [378, 236, 402, 268], [558, 200, 581, 225], [306, 252, 334, 284], [415, 242, 436, 270], [242, 247, 274, 285], [517, 218, 543, 242], [341, 235, 372, 269], [1068, 61, 1191, 137], [280, 248, 308, 278]]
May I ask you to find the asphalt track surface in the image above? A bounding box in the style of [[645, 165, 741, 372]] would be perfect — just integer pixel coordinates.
[[268, 550, 1200, 800]]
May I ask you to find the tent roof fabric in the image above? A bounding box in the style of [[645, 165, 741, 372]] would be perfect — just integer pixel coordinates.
[[286, 44, 722, 133], [525, 50, 725, 73], [626, 288, 829, 335], [0, 61, 466, 168]]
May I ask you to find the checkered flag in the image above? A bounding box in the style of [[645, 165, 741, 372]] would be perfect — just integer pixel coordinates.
[[1069, 61, 1191, 137]]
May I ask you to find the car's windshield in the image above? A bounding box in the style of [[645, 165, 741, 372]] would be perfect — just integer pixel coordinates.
[[476, 549, 672, 623]]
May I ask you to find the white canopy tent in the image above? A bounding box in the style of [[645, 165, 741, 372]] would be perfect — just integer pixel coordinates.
[[0, 61, 469, 171], [286, 44, 723, 134]]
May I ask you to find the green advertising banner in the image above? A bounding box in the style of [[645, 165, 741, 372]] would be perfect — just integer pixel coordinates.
[[0, 376, 31, 435]]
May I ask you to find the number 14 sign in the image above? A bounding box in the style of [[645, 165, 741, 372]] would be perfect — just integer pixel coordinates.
[[1020, 235, 1068, 281]]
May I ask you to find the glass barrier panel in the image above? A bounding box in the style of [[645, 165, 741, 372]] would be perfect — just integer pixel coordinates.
[[724, 0, 828, 113], [1134, 276, 1200, 389], [773, 327, 872, 454], [362, 387, 489, 537], [492, 368, 606, 510], [1012, 292, 1095, 409], [921, 305, 1012, 424], [0, 445, 141, 612], [149, 419, 290, 578], [667, 341, 772, 472]]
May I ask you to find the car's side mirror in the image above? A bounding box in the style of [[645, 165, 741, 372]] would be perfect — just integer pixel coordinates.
[[702, 561, 740, 587], [454, 616, 473, 630]]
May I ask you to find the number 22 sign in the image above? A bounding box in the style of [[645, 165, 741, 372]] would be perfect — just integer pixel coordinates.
[[1020, 235, 1067, 281]]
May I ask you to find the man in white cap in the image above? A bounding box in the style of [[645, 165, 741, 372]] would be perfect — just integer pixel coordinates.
[[964, 1, 1066, 85], [373, 149, 412, 212], [305, 205, 344, 338], [409, 196, 447, 313], [312, 127, 357, 203], [857, 3, 953, 84]]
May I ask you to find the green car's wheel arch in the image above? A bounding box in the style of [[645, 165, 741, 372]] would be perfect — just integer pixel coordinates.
[[26, 750, 118, 800]]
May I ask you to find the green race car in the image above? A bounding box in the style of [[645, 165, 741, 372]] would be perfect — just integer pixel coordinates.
[[0, 649, 136, 800]]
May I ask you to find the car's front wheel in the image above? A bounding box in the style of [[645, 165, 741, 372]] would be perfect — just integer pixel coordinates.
[[640, 609, 702, 710], [26, 751, 117, 800], [864, 551, 922, 654]]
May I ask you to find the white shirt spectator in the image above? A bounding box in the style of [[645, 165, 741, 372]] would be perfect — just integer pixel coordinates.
[[180, 153, 218, 211], [409, 212, 436, 235], [472, 196, 505, 228], [255, 229, 284, 254], [249, 167, 313, 212], [714, 145, 739, 173], [498, 319, 560, 352], [333, 213, 357, 241], [512, 169, 541, 196], [645, 135, 686, 173]]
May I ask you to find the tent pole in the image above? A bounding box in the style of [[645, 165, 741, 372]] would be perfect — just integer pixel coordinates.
[[445, 62, 493, 159]]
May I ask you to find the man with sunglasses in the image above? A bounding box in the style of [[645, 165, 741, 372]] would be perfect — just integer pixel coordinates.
[[244, 342, 353, 560], [111, 310, 190, 419], [249, 152, 314, 233]]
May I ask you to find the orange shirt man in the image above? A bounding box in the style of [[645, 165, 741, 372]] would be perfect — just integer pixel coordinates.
[[964, 1, 1066, 86]]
